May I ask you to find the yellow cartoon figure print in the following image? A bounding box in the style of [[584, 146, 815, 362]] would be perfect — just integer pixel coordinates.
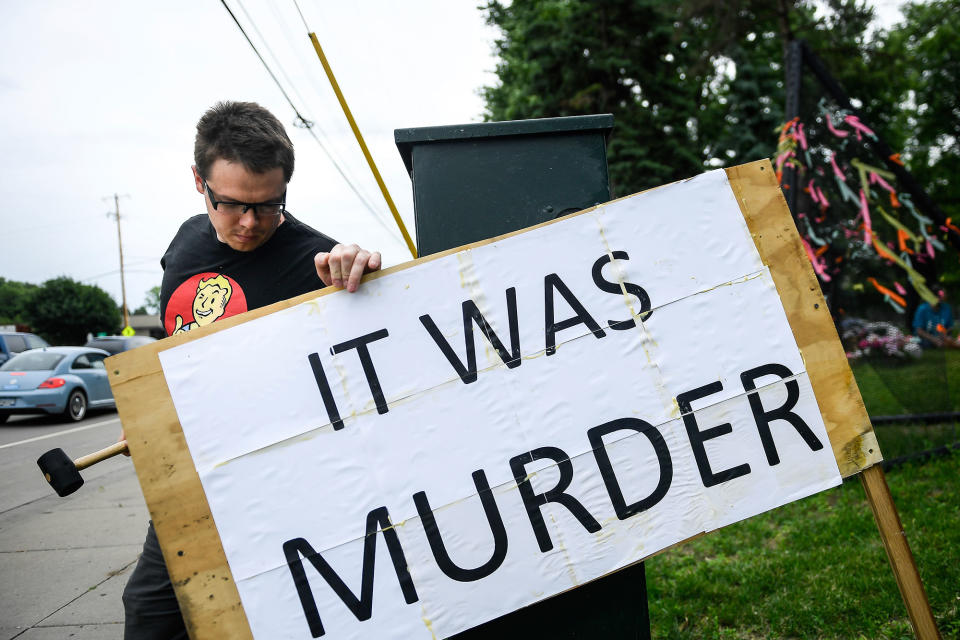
[[174, 274, 233, 334]]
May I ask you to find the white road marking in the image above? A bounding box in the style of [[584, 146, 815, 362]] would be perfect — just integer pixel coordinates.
[[0, 417, 121, 450]]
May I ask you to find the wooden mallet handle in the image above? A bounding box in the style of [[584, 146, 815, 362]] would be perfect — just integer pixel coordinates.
[[75, 440, 129, 471]]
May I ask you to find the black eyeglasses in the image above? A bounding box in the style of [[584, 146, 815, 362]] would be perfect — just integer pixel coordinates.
[[203, 179, 286, 218]]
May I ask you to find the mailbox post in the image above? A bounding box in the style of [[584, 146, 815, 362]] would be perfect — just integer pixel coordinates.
[[394, 114, 651, 639]]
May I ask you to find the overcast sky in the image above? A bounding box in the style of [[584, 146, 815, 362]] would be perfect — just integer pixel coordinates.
[[0, 1, 906, 318], [0, 1, 499, 313]]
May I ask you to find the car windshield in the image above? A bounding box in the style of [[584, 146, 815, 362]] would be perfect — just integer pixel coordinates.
[[0, 351, 65, 371]]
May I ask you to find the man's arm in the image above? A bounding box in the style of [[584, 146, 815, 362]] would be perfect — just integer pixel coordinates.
[[118, 244, 383, 450], [314, 243, 382, 293], [916, 328, 944, 346]]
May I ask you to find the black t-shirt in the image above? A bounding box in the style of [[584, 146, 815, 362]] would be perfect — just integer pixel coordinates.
[[159, 212, 337, 337]]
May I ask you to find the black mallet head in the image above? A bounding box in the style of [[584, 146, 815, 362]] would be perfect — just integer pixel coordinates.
[[37, 448, 84, 497], [36, 440, 128, 497]]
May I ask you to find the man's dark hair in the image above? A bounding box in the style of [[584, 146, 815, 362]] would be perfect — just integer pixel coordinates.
[[194, 101, 295, 182]]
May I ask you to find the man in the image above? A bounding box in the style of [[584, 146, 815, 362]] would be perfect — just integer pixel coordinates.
[[121, 101, 381, 639], [912, 287, 956, 348]]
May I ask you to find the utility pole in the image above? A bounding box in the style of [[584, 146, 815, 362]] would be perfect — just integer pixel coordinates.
[[106, 194, 130, 330]]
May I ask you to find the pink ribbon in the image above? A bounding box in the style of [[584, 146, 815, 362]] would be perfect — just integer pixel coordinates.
[[796, 123, 808, 150], [775, 150, 794, 171], [801, 237, 831, 281], [860, 189, 873, 244], [817, 186, 830, 208], [825, 112, 849, 138], [830, 152, 846, 180], [870, 172, 896, 193], [845, 115, 875, 141]]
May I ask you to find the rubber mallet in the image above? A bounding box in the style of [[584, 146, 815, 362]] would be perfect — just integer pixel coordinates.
[[37, 440, 129, 497]]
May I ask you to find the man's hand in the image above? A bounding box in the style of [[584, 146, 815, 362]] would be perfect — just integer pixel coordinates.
[[315, 243, 382, 293], [918, 328, 945, 347], [118, 427, 130, 456]]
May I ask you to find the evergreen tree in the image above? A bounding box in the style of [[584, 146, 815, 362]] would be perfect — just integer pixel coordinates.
[[480, 1, 914, 193], [482, 0, 714, 195], [24, 277, 120, 345], [0, 278, 38, 326], [883, 0, 960, 223], [480, 0, 960, 313]]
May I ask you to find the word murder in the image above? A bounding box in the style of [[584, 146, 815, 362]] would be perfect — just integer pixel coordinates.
[[286, 362, 824, 637], [308, 252, 653, 430]]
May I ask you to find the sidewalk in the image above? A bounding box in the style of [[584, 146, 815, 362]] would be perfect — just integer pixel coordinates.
[[0, 462, 147, 640]]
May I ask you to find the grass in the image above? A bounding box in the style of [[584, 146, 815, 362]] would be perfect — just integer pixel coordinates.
[[633, 352, 960, 638], [640, 354, 960, 638], [850, 349, 960, 416], [871, 422, 960, 460], [849, 349, 960, 460], [645, 452, 960, 639]]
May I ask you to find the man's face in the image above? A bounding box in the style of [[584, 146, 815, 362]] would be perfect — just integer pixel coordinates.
[[192, 284, 229, 327], [194, 158, 286, 251]]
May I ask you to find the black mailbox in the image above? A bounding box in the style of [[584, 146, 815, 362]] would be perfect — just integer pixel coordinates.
[[394, 115, 650, 639], [395, 114, 614, 257]]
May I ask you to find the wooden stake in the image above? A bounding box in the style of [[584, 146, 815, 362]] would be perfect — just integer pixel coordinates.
[[306, 32, 418, 259], [860, 464, 941, 639]]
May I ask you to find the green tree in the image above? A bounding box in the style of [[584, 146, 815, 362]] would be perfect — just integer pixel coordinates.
[[478, 0, 928, 187], [0, 278, 38, 326], [882, 0, 960, 222], [482, 0, 714, 195], [24, 277, 121, 344], [143, 285, 161, 315], [480, 1, 876, 194], [481, 0, 960, 315]]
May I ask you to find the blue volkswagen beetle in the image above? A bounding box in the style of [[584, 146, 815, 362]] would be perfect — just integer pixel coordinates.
[[0, 347, 115, 423]]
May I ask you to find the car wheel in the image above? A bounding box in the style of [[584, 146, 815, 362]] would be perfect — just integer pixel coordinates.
[[65, 389, 87, 422], [0, 413, 8, 424]]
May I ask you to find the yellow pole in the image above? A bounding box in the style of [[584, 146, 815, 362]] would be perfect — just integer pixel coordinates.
[[306, 32, 418, 259]]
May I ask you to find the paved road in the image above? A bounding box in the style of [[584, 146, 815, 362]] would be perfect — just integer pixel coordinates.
[[0, 411, 148, 639]]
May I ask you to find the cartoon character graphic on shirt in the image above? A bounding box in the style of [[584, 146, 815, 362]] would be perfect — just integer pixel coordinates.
[[173, 274, 233, 334], [163, 272, 248, 337]]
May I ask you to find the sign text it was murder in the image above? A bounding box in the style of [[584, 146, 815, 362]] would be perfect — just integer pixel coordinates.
[[159, 170, 841, 639]]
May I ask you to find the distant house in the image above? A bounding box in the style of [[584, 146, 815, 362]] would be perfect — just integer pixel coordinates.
[[129, 313, 165, 339]]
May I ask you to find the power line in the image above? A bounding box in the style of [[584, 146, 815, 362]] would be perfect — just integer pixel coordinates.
[[291, 0, 417, 257], [291, 0, 309, 31], [263, 0, 385, 212], [219, 0, 403, 243], [237, 0, 404, 244], [220, 0, 310, 128], [235, 0, 315, 118], [80, 268, 159, 283]]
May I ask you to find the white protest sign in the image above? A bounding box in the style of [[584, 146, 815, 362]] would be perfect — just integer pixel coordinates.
[[157, 168, 841, 639]]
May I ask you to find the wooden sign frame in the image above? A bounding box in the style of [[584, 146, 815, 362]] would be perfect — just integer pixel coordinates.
[[108, 160, 937, 639]]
